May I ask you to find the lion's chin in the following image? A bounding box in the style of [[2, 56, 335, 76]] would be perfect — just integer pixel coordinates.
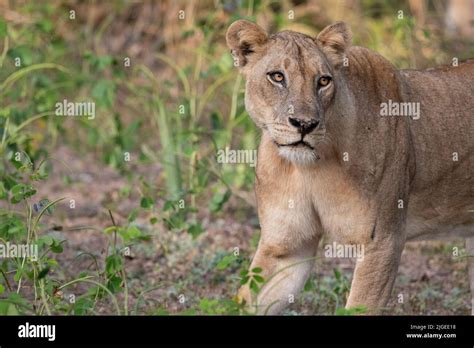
[[277, 146, 319, 166]]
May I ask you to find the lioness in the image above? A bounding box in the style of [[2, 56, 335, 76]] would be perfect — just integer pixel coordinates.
[[226, 20, 474, 314]]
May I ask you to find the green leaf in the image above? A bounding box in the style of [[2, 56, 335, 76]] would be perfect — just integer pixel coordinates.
[[0, 18, 7, 39], [5, 292, 28, 306], [0, 182, 7, 200], [140, 196, 153, 209], [46, 258, 58, 267], [163, 200, 174, 211], [38, 267, 50, 279], [13, 268, 23, 282], [73, 297, 94, 315], [251, 267, 262, 273], [127, 208, 138, 222], [209, 189, 232, 212], [50, 240, 63, 253], [0, 302, 19, 315], [249, 279, 259, 293], [8, 46, 33, 66], [104, 226, 118, 234], [123, 225, 140, 241], [240, 276, 250, 285], [0, 284, 4, 294], [10, 184, 36, 203], [37, 19, 53, 33], [107, 275, 122, 293], [0, 218, 26, 237], [105, 254, 122, 275], [216, 254, 236, 270], [303, 279, 314, 292], [38, 236, 63, 253], [119, 225, 149, 242], [91, 79, 116, 108], [253, 275, 264, 283], [210, 111, 222, 130], [37, 235, 54, 247], [84, 52, 114, 72], [188, 223, 204, 239], [0, 293, 28, 314]]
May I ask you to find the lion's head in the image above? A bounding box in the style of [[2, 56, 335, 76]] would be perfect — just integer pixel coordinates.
[[226, 20, 352, 165]]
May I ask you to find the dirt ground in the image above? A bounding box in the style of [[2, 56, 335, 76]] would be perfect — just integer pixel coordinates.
[[34, 145, 472, 315]]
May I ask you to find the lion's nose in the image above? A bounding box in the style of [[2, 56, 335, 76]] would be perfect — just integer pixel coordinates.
[[288, 117, 319, 136]]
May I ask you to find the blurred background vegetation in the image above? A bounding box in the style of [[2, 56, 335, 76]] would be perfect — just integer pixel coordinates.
[[0, 0, 472, 315]]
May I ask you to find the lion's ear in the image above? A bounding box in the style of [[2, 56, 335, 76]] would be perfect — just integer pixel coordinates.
[[226, 20, 268, 71], [316, 22, 352, 68]]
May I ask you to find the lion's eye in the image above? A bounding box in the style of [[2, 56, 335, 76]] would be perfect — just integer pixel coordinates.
[[268, 72, 285, 83], [318, 76, 332, 87]]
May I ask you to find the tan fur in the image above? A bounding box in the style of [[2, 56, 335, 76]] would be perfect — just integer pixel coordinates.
[[315, 21, 352, 68], [226, 20, 474, 314]]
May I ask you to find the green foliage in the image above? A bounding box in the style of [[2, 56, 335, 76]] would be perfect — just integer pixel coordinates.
[[216, 254, 238, 270], [335, 305, 367, 316], [240, 267, 265, 294], [197, 297, 243, 315], [301, 268, 354, 315], [209, 189, 232, 213]]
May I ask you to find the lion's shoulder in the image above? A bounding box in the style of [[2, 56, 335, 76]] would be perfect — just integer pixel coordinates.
[[341, 46, 405, 104]]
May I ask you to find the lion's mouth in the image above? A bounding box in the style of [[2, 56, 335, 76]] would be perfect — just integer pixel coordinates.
[[274, 140, 315, 150]]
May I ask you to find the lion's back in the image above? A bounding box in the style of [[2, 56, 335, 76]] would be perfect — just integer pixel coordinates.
[[400, 61, 474, 238], [400, 61, 473, 186], [344, 48, 473, 237]]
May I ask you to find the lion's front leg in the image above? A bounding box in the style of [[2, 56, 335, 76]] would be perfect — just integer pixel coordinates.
[[346, 227, 405, 313], [238, 234, 320, 315], [237, 155, 322, 314]]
